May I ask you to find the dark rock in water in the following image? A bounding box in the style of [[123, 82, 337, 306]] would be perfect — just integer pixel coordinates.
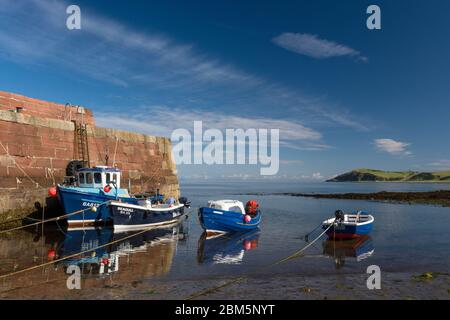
[[271, 190, 450, 207]]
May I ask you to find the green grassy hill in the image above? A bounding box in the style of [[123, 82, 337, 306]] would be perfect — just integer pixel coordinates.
[[327, 168, 450, 182]]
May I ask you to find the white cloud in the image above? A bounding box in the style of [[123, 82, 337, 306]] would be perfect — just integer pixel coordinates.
[[426, 160, 450, 170], [374, 138, 412, 156], [272, 33, 367, 61], [311, 172, 324, 180], [0, 0, 370, 133], [96, 105, 324, 150]]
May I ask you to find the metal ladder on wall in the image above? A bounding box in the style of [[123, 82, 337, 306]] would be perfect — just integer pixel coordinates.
[[73, 121, 90, 168]]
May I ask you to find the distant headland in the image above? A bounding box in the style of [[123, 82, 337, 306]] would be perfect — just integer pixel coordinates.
[[327, 168, 450, 183]]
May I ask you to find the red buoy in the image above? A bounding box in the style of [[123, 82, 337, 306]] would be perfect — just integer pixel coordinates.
[[103, 185, 111, 193], [244, 215, 252, 223], [48, 187, 57, 197], [102, 258, 109, 265], [243, 240, 252, 250], [47, 249, 56, 260]]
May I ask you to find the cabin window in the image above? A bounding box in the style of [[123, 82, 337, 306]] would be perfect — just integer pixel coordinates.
[[79, 173, 85, 184], [94, 173, 102, 184], [112, 173, 117, 183], [229, 206, 243, 214], [86, 172, 93, 184], [106, 173, 111, 183]]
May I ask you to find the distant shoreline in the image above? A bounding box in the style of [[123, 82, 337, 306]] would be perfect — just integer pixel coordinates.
[[240, 190, 450, 207], [327, 168, 450, 183]]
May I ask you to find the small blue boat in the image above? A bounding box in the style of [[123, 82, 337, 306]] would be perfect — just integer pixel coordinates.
[[57, 166, 188, 230], [198, 200, 262, 236], [322, 210, 374, 239]]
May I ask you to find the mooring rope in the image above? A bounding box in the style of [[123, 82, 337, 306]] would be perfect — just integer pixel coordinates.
[[185, 219, 336, 300], [0, 225, 157, 280], [0, 200, 111, 235]]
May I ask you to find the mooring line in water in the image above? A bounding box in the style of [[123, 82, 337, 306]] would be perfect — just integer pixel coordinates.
[[270, 220, 335, 265], [185, 221, 335, 300], [0, 201, 111, 235], [0, 225, 156, 280]]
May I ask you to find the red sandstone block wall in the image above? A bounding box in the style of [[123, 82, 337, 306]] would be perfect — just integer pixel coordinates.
[[0, 91, 95, 126], [0, 119, 178, 194], [0, 91, 179, 214], [0, 120, 73, 189]]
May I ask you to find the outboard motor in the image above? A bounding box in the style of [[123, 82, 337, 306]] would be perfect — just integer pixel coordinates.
[[334, 209, 345, 222], [179, 197, 191, 208], [245, 200, 259, 216]]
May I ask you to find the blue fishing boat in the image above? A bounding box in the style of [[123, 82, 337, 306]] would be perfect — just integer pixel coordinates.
[[198, 200, 262, 236], [322, 210, 374, 239], [56, 166, 189, 230]]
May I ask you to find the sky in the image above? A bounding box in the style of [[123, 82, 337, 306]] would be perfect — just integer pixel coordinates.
[[0, 0, 449, 181]]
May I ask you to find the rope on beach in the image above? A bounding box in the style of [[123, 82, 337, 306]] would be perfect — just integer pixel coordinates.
[[185, 220, 336, 300], [0, 200, 111, 235], [0, 225, 157, 280]]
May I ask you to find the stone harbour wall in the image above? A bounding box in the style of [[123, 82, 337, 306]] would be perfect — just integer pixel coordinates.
[[0, 91, 179, 222]]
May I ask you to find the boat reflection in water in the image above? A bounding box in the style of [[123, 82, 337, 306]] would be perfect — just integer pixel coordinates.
[[197, 230, 259, 265], [322, 235, 374, 269], [49, 222, 188, 279]]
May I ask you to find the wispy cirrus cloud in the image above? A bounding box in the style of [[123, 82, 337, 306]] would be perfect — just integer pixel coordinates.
[[272, 33, 367, 61], [374, 138, 412, 156], [0, 0, 369, 134], [96, 105, 326, 150]]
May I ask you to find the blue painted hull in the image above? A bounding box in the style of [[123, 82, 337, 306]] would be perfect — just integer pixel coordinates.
[[110, 202, 186, 231], [198, 207, 261, 234], [323, 221, 373, 239], [57, 185, 138, 225]]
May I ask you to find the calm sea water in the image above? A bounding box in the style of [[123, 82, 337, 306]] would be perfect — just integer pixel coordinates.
[[171, 181, 450, 278], [0, 181, 449, 295]]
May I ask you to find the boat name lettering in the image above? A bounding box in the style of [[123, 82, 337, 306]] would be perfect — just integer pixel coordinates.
[[82, 202, 100, 208]]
